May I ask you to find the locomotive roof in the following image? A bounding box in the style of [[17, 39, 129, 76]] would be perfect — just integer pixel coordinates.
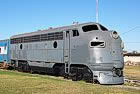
[[11, 22, 97, 39]]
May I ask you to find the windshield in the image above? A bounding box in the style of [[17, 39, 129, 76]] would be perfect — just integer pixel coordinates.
[[82, 25, 99, 32], [99, 24, 108, 31]]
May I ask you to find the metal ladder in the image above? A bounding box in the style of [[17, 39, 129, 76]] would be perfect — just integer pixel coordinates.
[[64, 31, 71, 75], [65, 61, 70, 74]]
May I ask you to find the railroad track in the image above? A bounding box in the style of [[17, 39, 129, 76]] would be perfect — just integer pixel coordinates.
[[124, 77, 140, 85], [110, 77, 140, 90]]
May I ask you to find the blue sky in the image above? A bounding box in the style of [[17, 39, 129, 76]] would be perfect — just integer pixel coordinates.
[[0, 0, 140, 51]]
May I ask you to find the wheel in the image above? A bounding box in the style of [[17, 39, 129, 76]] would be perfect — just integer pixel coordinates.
[[72, 72, 83, 81], [77, 73, 83, 81], [59, 65, 65, 76], [82, 67, 94, 83], [72, 73, 78, 81], [53, 66, 60, 76]]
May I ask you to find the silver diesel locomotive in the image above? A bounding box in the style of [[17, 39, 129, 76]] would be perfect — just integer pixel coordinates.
[[10, 22, 124, 84]]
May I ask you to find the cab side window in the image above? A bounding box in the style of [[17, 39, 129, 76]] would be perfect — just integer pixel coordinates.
[[66, 31, 69, 37], [72, 30, 79, 37]]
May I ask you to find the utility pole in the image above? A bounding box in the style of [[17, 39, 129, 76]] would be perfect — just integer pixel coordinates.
[[96, 0, 99, 23]]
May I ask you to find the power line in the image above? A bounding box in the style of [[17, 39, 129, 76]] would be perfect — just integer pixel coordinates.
[[121, 26, 140, 35], [124, 42, 140, 43]]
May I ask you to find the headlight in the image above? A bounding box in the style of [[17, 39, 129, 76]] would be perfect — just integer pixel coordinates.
[[111, 31, 119, 39]]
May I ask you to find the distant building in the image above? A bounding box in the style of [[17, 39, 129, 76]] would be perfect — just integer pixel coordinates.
[[124, 53, 140, 66]]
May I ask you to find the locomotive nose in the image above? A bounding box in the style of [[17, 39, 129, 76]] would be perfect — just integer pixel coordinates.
[[89, 31, 124, 68]]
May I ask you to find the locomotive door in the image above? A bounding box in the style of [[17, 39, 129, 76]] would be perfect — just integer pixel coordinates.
[[64, 30, 71, 74]]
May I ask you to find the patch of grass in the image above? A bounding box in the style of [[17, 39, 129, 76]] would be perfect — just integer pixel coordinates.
[[124, 66, 140, 80], [0, 69, 140, 94]]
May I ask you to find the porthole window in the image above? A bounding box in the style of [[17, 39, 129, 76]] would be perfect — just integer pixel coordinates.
[[53, 41, 57, 48], [20, 44, 23, 49]]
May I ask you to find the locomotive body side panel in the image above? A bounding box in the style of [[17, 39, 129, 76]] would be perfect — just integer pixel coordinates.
[[70, 31, 89, 65], [10, 37, 65, 69]]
